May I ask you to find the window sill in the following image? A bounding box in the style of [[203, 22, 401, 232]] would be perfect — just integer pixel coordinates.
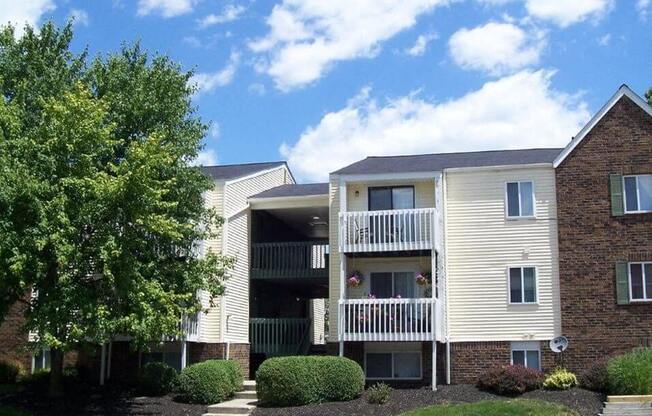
[[508, 302, 539, 307], [506, 216, 537, 221], [629, 299, 652, 303]]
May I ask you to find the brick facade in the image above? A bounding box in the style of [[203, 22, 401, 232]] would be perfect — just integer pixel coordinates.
[[0, 300, 31, 370], [188, 342, 250, 378], [555, 95, 652, 373]]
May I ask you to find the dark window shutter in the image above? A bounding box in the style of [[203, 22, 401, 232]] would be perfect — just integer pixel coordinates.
[[609, 174, 624, 216], [615, 262, 629, 305]]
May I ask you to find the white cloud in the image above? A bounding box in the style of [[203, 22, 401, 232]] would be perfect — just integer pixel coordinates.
[[193, 149, 218, 166], [448, 22, 545, 76], [250, 0, 446, 91], [190, 51, 240, 95], [137, 0, 195, 18], [248, 83, 266, 96], [597, 33, 611, 46], [0, 0, 55, 35], [280, 70, 590, 181], [405, 32, 438, 56], [208, 123, 221, 140], [70, 9, 90, 26], [525, 0, 613, 27], [637, 0, 651, 19], [198, 4, 245, 28]]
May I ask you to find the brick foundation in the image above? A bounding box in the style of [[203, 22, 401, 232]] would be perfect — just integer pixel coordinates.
[[188, 342, 250, 378], [555, 94, 652, 374]]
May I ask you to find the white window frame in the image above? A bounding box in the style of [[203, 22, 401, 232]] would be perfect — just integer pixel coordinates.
[[510, 341, 541, 370], [623, 174, 652, 214], [505, 180, 536, 219], [507, 266, 539, 305], [629, 262, 652, 302], [368, 270, 418, 299], [31, 348, 51, 374], [364, 351, 423, 380]]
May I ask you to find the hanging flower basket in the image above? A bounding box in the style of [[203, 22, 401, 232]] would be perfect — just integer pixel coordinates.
[[347, 271, 363, 287], [416, 272, 431, 286]]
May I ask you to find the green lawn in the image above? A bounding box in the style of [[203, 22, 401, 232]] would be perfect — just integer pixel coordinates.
[[399, 399, 578, 416], [0, 406, 30, 416]]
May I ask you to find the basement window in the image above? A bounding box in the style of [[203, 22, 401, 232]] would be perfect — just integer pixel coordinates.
[[511, 341, 540, 370], [365, 351, 421, 380]]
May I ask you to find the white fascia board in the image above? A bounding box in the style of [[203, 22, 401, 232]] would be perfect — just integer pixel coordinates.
[[248, 194, 329, 210], [443, 163, 553, 173], [553, 85, 652, 168], [331, 171, 441, 183]]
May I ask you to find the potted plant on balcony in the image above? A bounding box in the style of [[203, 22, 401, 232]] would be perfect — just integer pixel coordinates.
[[347, 271, 363, 287], [416, 272, 431, 286]]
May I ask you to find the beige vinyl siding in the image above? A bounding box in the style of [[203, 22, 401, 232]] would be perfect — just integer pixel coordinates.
[[204, 183, 225, 254], [346, 181, 435, 211], [310, 299, 326, 345], [222, 167, 292, 343], [198, 289, 220, 342], [445, 167, 561, 342], [328, 180, 341, 340]]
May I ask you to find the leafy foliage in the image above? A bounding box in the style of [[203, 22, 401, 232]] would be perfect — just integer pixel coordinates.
[[177, 360, 242, 404], [543, 368, 578, 390], [138, 362, 179, 396], [607, 348, 652, 395], [579, 359, 608, 392], [366, 382, 392, 405], [646, 88, 651, 105], [256, 356, 364, 406], [0, 359, 25, 383], [477, 365, 544, 396], [0, 21, 232, 395]]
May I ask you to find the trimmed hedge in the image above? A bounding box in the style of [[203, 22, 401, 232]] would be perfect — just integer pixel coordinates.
[[256, 356, 364, 406], [138, 362, 178, 396], [607, 348, 652, 395], [0, 360, 25, 384], [177, 360, 242, 404], [477, 365, 544, 396]]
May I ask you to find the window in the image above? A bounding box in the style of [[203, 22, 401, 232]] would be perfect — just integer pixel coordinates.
[[33, 349, 51, 373], [509, 267, 537, 304], [365, 352, 421, 379], [511, 342, 540, 370], [629, 262, 652, 301], [506, 181, 534, 218], [370, 272, 415, 298], [623, 175, 652, 213], [368, 186, 415, 211]]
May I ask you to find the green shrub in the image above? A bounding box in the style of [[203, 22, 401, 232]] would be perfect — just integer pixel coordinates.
[[138, 362, 179, 396], [256, 356, 364, 406], [0, 360, 25, 384], [579, 359, 608, 392], [543, 368, 578, 390], [177, 360, 242, 404], [366, 382, 392, 405], [607, 348, 652, 395], [477, 365, 544, 395]]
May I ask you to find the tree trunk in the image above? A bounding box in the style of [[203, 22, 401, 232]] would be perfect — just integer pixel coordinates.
[[48, 348, 64, 398]]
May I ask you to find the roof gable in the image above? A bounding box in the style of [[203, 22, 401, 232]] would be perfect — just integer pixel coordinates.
[[553, 85, 652, 168], [200, 161, 292, 182]]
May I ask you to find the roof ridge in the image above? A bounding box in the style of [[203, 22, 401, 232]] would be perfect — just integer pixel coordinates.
[[365, 147, 563, 159], [202, 160, 286, 168]]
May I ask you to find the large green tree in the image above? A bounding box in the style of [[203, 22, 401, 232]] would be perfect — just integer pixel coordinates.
[[0, 22, 231, 396]]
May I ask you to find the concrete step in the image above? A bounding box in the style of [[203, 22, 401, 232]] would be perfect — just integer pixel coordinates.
[[234, 391, 258, 400], [206, 398, 257, 415], [604, 403, 652, 409], [242, 380, 256, 392]]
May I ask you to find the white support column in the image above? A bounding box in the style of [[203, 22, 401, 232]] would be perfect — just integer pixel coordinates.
[[99, 343, 107, 386], [338, 180, 347, 357], [432, 340, 437, 391], [446, 341, 451, 385], [181, 341, 188, 370], [107, 341, 113, 380]]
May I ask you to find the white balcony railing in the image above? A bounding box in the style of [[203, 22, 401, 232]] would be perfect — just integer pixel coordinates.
[[181, 313, 200, 342], [339, 298, 437, 342], [339, 208, 436, 253]]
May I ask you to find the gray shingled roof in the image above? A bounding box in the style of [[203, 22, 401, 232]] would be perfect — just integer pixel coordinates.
[[250, 183, 329, 199], [331, 148, 563, 175], [201, 161, 287, 181]]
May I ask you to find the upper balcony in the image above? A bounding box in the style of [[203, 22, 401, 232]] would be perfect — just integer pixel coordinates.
[[339, 208, 437, 253]]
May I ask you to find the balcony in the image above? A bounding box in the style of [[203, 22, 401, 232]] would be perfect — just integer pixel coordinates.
[[250, 241, 328, 280], [180, 313, 200, 342], [339, 208, 436, 253], [339, 297, 441, 342], [250, 318, 312, 357]]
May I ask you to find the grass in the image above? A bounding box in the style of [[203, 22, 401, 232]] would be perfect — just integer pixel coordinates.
[[399, 399, 578, 416], [0, 406, 30, 416]]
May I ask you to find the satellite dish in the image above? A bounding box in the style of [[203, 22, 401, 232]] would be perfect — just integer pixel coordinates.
[[549, 336, 569, 353]]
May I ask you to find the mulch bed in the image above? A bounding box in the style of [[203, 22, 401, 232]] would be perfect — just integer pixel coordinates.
[[0, 385, 206, 416], [252, 385, 605, 416]]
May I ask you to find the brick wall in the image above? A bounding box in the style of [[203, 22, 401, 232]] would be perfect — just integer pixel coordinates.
[[0, 300, 31, 370], [188, 342, 250, 378], [555, 95, 652, 373]]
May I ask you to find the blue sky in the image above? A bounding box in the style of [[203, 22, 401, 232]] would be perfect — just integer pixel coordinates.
[[2, 0, 651, 181]]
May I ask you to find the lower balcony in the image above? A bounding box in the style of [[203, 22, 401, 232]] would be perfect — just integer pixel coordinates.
[[250, 241, 328, 280], [180, 313, 200, 342], [250, 318, 312, 357], [339, 298, 441, 342]]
